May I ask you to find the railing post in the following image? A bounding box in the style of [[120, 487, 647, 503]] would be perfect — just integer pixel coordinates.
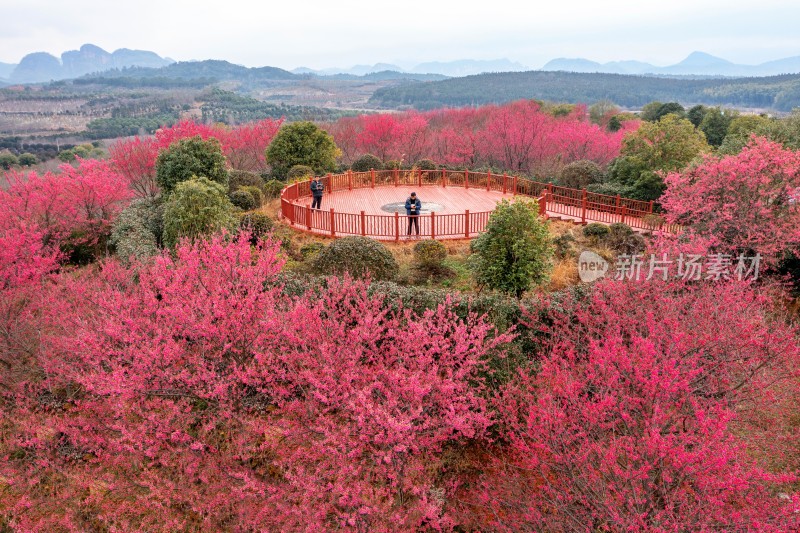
[[616, 194, 621, 215], [394, 168, 399, 187], [326, 173, 332, 194], [486, 170, 492, 191], [539, 193, 547, 218], [371, 168, 375, 189], [394, 212, 399, 242], [431, 212, 436, 240], [464, 210, 470, 238], [286, 200, 294, 224], [621, 205, 627, 225], [648, 200, 654, 214], [305, 205, 312, 230], [513, 176, 517, 195], [442, 168, 446, 188], [330, 208, 336, 237], [581, 188, 587, 225], [502, 173, 507, 194], [465, 170, 469, 189], [360, 210, 366, 237], [348, 170, 352, 191], [418, 170, 422, 187]]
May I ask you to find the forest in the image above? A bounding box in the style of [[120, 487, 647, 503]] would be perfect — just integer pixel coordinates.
[[370, 70, 800, 111]]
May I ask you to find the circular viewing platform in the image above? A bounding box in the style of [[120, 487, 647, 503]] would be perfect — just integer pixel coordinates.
[[280, 169, 672, 241]]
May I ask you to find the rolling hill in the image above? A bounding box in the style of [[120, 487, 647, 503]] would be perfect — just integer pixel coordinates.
[[369, 70, 800, 111]]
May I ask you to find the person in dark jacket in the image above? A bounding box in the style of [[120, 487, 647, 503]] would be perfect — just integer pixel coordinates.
[[310, 176, 324, 209], [405, 192, 421, 236]]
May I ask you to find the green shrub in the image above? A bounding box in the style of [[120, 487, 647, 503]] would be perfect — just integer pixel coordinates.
[[470, 199, 553, 297], [240, 185, 263, 207], [384, 160, 401, 170], [264, 179, 285, 199], [287, 164, 315, 181], [413, 239, 447, 269], [229, 189, 257, 211], [351, 154, 383, 172], [583, 222, 610, 239], [163, 177, 237, 248], [553, 233, 576, 259], [239, 213, 273, 245], [606, 222, 646, 254], [156, 136, 228, 194], [0, 152, 19, 170], [642, 213, 665, 231], [300, 242, 326, 260], [266, 122, 338, 179], [414, 159, 437, 171], [111, 198, 165, 262], [228, 170, 264, 192], [311, 236, 398, 281], [559, 160, 602, 189], [18, 153, 38, 167]]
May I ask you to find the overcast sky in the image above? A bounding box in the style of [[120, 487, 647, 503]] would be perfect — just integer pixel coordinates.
[[2, 0, 799, 69]]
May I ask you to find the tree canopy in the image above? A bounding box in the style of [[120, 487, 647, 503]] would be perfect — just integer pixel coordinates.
[[266, 121, 340, 179]]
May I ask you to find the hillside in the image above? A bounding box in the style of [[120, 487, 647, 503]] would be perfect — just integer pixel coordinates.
[[369, 70, 800, 111]]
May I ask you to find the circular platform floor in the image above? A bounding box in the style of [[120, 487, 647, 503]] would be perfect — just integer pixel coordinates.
[[295, 185, 512, 215]]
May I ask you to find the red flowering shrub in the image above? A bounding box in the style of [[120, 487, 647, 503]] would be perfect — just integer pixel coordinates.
[[470, 279, 800, 531]]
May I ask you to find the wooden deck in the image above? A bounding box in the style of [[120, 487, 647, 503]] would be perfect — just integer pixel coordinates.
[[284, 184, 658, 240], [295, 185, 509, 215]]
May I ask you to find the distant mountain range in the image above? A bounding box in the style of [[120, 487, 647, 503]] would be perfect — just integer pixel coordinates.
[[292, 58, 527, 77], [4, 45, 800, 85], [541, 51, 800, 77], [2, 44, 174, 83], [0, 62, 14, 79]]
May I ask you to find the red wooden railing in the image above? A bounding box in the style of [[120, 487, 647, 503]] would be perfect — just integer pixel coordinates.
[[280, 169, 678, 240]]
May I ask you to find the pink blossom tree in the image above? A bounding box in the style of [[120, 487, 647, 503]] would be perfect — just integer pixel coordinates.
[[471, 279, 800, 531], [661, 136, 800, 266]]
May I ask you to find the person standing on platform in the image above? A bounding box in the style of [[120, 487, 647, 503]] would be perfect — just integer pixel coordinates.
[[310, 176, 324, 210], [405, 191, 421, 236]]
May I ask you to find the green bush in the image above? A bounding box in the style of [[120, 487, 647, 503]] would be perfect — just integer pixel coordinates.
[[229, 189, 257, 211], [606, 222, 646, 254], [642, 213, 665, 231], [559, 160, 602, 189], [239, 213, 273, 245], [18, 153, 38, 166], [266, 121, 339, 179], [553, 233, 576, 259], [0, 152, 19, 170], [384, 160, 401, 170], [111, 198, 165, 262], [351, 154, 383, 172], [264, 179, 285, 199], [287, 164, 315, 181], [470, 199, 553, 297], [228, 170, 264, 192], [414, 158, 437, 171], [583, 222, 610, 239], [240, 185, 263, 207], [311, 236, 398, 281], [156, 136, 229, 195], [413, 239, 447, 269], [300, 242, 326, 260], [163, 177, 238, 248]]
